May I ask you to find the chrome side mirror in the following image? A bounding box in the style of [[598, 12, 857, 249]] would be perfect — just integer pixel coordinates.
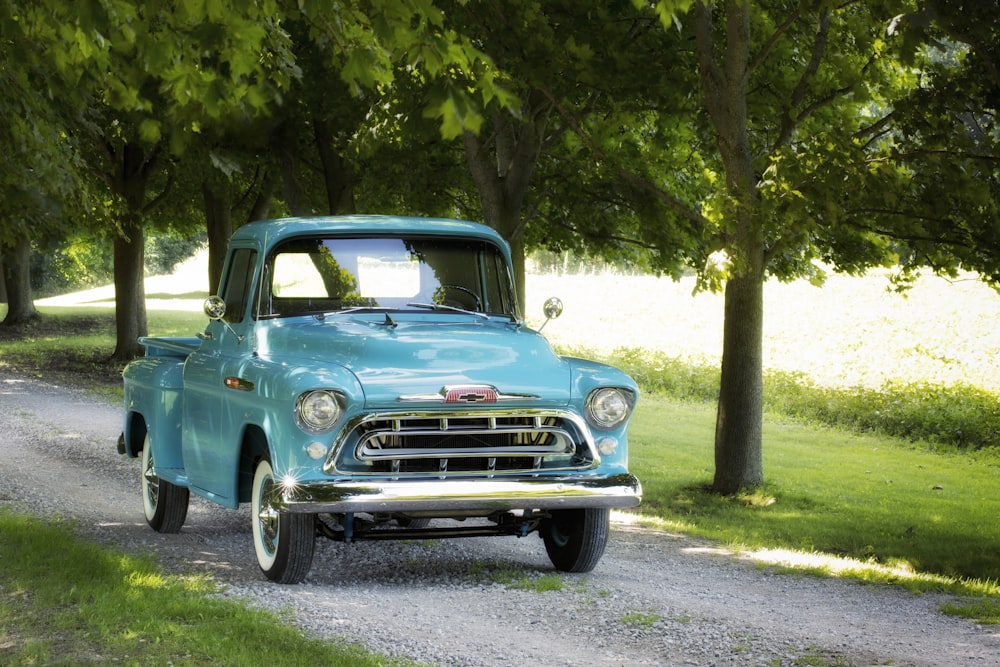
[[204, 295, 227, 320], [202, 295, 245, 344], [538, 297, 563, 332]]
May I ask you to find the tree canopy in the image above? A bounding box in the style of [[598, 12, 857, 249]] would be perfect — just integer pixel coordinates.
[[1, 0, 997, 491]]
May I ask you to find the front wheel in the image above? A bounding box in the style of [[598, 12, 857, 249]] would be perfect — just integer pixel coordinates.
[[542, 508, 610, 573], [251, 457, 315, 584], [141, 435, 189, 533]]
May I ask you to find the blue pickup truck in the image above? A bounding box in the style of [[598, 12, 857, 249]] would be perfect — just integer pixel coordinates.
[[120, 215, 640, 583]]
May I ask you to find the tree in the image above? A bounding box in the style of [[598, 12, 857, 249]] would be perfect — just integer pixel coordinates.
[[627, 0, 1000, 493], [417, 0, 700, 307], [19, 0, 298, 359], [544, 0, 940, 492], [850, 2, 1000, 286], [0, 1, 88, 325]]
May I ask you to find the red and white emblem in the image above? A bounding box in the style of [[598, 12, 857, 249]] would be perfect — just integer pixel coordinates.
[[443, 386, 498, 404]]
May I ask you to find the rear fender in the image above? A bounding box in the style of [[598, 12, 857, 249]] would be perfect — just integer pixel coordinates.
[[122, 356, 186, 469]]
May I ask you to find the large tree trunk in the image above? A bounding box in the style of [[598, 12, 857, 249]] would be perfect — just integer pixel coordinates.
[[693, 0, 767, 493], [275, 121, 313, 217], [314, 117, 356, 215], [109, 142, 154, 363], [111, 216, 147, 361], [713, 261, 765, 492], [462, 94, 549, 311], [203, 181, 233, 294], [0, 235, 38, 325]]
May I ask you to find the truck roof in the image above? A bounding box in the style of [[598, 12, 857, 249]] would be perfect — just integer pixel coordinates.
[[230, 215, 509, 255]]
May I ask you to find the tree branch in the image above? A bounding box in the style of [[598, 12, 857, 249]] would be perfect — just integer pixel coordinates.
[[748, 5, 803, 76], [776, 9, 831, 147], [539, 87, 710, 229]]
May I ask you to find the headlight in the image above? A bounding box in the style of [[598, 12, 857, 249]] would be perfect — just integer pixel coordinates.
[[295, 390, 343, 433], [585, 387, 633, 430]]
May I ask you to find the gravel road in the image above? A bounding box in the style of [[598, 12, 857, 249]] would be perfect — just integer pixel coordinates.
[[2, 370, 998, 666]]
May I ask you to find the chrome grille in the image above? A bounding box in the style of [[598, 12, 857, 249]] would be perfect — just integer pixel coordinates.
[[327, 410, 597, 477]]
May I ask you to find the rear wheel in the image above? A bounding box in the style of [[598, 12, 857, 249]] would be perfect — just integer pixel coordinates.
[[251, 456, 315, 584], [542, 508, 610, 573], [141, 435, 189, 533]]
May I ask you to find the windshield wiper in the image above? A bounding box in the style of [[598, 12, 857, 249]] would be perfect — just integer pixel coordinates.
[[316, 306, 399, 322], [406, 302, 491, 320]]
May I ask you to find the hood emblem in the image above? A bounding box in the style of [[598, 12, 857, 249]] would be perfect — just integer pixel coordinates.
[[444, 386, 497, 404], [398, 385, 539, 403]]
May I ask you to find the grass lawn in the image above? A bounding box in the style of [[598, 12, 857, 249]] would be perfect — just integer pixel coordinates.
[[629, 397, 1000, 592], [0, 509, 401, 667]]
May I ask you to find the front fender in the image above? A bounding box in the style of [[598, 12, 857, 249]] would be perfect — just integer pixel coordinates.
[[217, 355, 368, 483]]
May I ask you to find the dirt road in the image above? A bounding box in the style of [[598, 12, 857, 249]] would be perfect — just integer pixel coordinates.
[[2, 371, 997, 666]]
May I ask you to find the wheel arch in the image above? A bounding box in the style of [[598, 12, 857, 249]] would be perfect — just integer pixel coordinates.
[[238, 424, 269, 504], [123, 411, 148, 458]]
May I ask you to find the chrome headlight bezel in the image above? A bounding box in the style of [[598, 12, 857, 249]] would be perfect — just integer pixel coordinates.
[[295, 390, 345, 434], [585, 387, 634, 430]]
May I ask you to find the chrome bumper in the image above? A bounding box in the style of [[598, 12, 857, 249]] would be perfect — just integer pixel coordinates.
[[273, 473, 641, 514]]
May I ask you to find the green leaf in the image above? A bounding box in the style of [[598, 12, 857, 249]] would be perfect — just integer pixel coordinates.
[[138, 118, 161, 144]]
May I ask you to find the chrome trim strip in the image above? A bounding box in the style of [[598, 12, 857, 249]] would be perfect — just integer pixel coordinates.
[[273, 473, 642, 514]]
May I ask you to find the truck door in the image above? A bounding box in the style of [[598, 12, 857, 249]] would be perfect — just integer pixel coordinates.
[[181, 247, 258, 506]]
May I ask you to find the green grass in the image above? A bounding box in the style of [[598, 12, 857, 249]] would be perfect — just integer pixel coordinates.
[[0, 509, 402, 667], [627, 396, 1000, 608]]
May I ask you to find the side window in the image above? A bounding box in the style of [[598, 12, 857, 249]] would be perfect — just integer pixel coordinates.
[[482, 250, 520, 315], [220, 249, 257, 323]]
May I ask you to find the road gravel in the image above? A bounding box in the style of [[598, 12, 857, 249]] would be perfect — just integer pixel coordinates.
[[2, 371, 998, 666]]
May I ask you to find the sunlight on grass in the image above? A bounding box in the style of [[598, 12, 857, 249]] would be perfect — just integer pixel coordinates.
[[616, 511, 1000, 602], [623, 394, 1000, 624]]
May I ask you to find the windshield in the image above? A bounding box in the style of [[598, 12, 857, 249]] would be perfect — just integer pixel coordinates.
[[259, 236, 518, 319]]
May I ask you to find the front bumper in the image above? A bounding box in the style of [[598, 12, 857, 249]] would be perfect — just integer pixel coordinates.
[[272, 473, 642, 514]]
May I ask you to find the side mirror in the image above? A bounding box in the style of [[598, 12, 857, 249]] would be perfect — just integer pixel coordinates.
[[538, 297, 563, 332], [202, 295, 245, 344], [204, 295, 227, 320]]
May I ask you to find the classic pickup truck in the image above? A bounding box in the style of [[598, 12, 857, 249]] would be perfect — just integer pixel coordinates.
[[120, 215, 640, 583]]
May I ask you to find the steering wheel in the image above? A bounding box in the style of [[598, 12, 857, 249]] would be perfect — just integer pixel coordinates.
[[438, 284, 482, 311]]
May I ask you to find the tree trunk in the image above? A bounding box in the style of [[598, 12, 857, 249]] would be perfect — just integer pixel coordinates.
[[713, 262, 765, 493], [247, 170, 277, 222], [462, 96, 549, 311], [203, 181, 233, 294], [109, 141, 153, 363], [693, 0, 767, 492], [0, 235, 38, 325], [314, 117, 356, 215], [111, 216, 147, 361], [274, 122, 312, 217]]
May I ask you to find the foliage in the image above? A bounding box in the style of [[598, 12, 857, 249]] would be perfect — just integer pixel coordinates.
[[765, 374, 1000, 451], [940, 597, 1000, 625], [145, 232, 206, 277], [586, 346, 1000, 451], [30, 235, 115, 297], [0, 1, 89, 250]]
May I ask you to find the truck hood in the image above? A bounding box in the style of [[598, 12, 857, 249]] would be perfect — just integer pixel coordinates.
[[258, 316, 571, 407]]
